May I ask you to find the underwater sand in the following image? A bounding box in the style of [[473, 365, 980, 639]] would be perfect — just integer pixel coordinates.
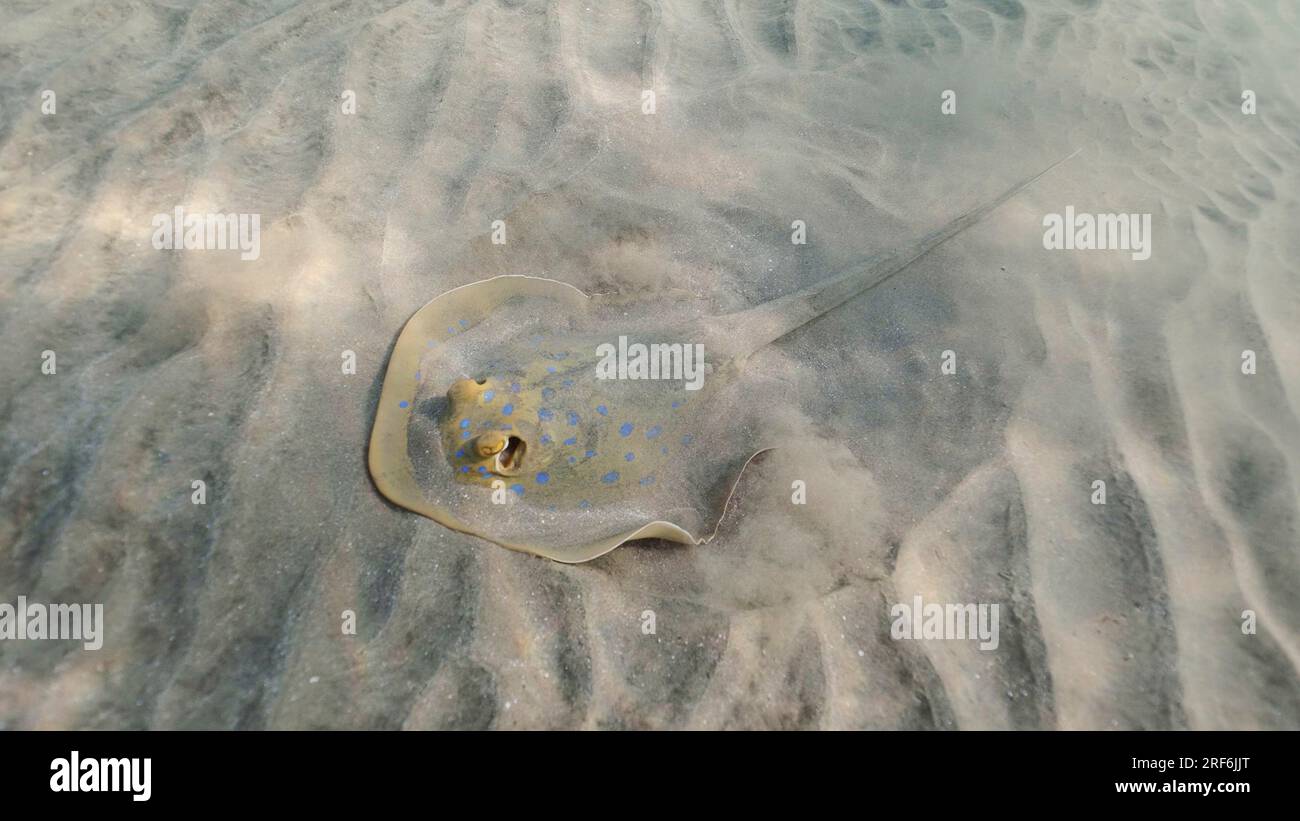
[[1, 0, 1298, 728]]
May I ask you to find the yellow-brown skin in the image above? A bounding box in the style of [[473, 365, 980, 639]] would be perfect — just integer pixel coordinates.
[[441, 377, 552, 484]]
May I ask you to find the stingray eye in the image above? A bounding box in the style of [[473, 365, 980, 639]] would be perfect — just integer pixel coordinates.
[[473, 432, 526, 474], [475, 431, 507, 458]]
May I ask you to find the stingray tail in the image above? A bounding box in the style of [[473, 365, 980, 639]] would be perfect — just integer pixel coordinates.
[[721, 149, 1080, 358]]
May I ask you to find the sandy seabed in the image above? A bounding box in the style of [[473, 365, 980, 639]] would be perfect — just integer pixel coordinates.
[[1, 0, 1298, 729]]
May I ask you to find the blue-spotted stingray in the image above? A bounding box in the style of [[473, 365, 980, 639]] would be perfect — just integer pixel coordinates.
[[369, 154, 1075, 562]]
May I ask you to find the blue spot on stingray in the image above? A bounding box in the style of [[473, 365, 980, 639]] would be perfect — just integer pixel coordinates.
[[510, 484, 525, 496], [585, 449, 596, 458], [646, 425, 662, 439], [563, 437, 577, 446], [477, 466, 488, 475], [672, 400, 680, 409], [459, 419, 470, 429], [399, 400, 409, 409], [640, 476, 655, 486], [625, 452, 635, 462], [567, 411, 580, 425], [461, 430, 471, 440], [661, 447, 669, 455], [682, 434, 694, 445], [459, 319, 468, 328], [538, 408, 554, 422], [536, 472, 550, 484], [415, 371, 421, 381], [596, 405, 608, 416], [562, 379, 574, 388], [619, 422, 633, 437], [501, 404, 514, 416], [456, 449, 466, 458], [460, 466, 469, 473], [541, 434, 553, 445], [510, 382, 520, 393], [601, 471, 620, 484], [542, 387, 556, 401], [483, 390, 495, 402], [447, 326, 456, 334], [568, 456, 576, 464], [547, 366, 557, 373], [579, 500, 591, 509]]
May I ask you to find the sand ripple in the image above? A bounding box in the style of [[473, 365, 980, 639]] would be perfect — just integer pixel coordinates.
[[1, 0, 1297, 728]]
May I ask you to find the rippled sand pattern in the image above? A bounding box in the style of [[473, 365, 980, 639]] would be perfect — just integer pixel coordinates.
[[1, 0, 1297, 728]]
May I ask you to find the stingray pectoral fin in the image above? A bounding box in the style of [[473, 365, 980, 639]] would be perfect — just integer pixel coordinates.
[[540, 520, 700, 563], [527, 446, 774, 563], [436, 445, 772, 565], [368, 275, 589, 538]]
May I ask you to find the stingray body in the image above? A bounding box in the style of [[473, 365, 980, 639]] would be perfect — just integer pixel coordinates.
[[369, 155, 1075, 562]]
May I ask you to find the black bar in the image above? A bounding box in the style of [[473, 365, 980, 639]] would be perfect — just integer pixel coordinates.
[[4, 731, 1282, 807]]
